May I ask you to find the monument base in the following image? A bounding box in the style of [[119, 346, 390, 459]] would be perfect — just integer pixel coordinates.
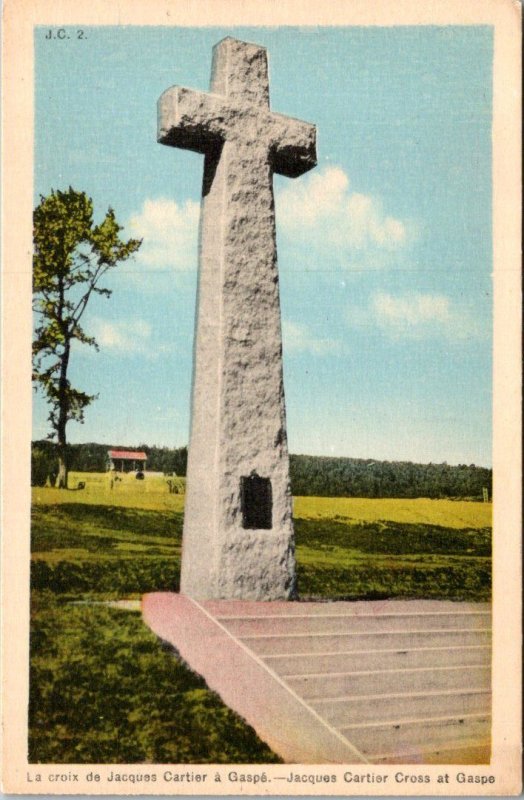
[[180, 525, 297, 601], [142, 593, 491, 764]]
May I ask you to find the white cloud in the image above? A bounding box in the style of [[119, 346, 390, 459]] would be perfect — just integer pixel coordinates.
[[282, 320, 341, 355], [127, 171, 408, 276], [92, 318, 177, 358], [276, 167, 410, 268], [126, 197, 199, 271], [92, 318, 153, 354], [373, 292, 450, 327], [355, 291, 485, 340]]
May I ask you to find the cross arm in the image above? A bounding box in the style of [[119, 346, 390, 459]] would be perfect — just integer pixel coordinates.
[[158, 86, 227, 153], [269, 114, 317, 178]]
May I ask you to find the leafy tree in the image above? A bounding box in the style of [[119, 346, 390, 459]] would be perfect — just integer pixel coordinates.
[[32, 189, 141, 488]]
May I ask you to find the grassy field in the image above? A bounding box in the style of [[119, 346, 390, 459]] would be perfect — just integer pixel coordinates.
[[34, 470, 186, 511], [30, 471, 492, 763]]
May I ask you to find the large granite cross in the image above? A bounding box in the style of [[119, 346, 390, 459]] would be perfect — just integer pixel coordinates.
[[158, 37, 317, 600]]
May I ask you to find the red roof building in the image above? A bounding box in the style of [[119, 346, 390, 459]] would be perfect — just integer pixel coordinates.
[[107, 450, 147, 472]]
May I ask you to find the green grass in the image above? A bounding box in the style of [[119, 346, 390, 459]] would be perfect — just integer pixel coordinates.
[[30, 499, 283, 763], [30, 482, 492, 763], [294, 495, 492, 529], [31, 504, 182, 598], [30, 594, 280, 764], [31, 501, 491, 602], [295, 517, 491, 602]]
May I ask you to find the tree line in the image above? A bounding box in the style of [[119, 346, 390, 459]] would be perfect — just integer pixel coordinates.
[[289, 454, 491, 500], [31, 440, 491, 499]]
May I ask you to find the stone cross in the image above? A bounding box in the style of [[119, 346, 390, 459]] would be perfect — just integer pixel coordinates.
[[158, 37, 316, 600]]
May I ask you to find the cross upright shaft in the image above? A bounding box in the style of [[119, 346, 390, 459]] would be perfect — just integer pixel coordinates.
[[159, 37, 317, 600]]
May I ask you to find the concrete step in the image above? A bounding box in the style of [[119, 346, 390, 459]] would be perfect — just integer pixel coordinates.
[[374, 741, 491, 765], [143, 594, 491, 765], [264, 644, 491, 675], [241, 628, 491, 656], [285, 664, 490, 699], [142, 592, 368, 764], [220, 611, 491, 637], [312, 688, 491, 727], [204, 599, 488, 617], [343, 713, 491, 761]]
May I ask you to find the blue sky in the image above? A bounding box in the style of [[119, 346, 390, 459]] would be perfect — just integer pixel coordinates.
[[33, 25, 493, 466]]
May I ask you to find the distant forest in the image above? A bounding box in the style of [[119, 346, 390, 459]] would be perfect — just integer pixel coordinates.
[[289, 454, 491, 500], [31, 440, 492, 500]]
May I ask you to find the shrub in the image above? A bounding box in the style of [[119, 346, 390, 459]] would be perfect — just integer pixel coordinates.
[[31, 447, 58, 487]]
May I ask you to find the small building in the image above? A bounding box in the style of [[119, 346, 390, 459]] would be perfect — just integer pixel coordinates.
[[107, 449, 147, 473]]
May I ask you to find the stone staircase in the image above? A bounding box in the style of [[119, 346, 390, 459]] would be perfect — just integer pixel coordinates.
[[143, 594, 491, 764]]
